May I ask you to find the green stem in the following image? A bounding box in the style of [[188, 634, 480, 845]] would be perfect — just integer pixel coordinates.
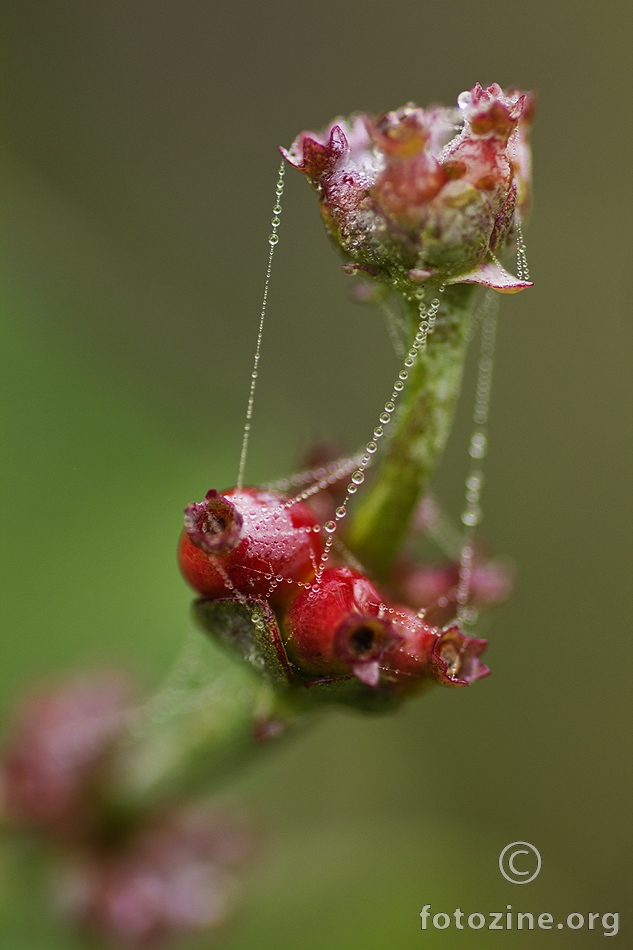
[[107, 630, 306, 814], [347, 283, 478, 578]]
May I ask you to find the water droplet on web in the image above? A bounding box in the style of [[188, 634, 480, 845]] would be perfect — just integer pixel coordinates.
[[347, 483, 357, 494], [351, 471, 365, 486], [335, 506, 347, 519], [469, 432, 487, 458], [379, 412, 391, 425], [394, 380, 404, 392], [236, 160, 286, 489], [399, 370, 409, 381], [457, 91, 471, 110], [324, 521, 336, 534], [366, 441, 377, 454], [374, 426, 384, 439]]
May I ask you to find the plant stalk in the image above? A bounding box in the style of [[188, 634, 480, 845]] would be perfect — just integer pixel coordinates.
[[347, 283, 478, 578]]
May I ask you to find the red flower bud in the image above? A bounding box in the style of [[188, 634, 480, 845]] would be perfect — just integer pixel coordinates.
[[282, 84, 534, 296], [382, 608, 490, 691], [282, 567, 401, 686], [179, 487, 323, 605]]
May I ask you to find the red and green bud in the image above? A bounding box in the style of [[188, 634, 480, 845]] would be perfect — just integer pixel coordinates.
[[179, 487, 323, 605], [281, 83, 534, 296]]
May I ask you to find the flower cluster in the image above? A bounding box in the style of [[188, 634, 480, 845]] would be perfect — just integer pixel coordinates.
[[179, 483, 494, 709], [0, 672, 254, 947], [281, 83, 534, 296]]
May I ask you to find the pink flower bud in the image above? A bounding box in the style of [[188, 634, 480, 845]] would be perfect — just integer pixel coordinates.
[[57, 806, 253, 948], [0, 672, 131, 837], [396, 556, 513, 625], [282, 84, 534, 295]]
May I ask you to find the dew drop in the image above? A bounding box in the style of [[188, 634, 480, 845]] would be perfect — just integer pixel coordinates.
[[457, 91, 471, 110], [268, 233, 279, 246], [384, 401, 395, 413], [335, 506, 347, 519], [366, 441, 378, 454], [399, 370, 409, 381], [379, 412, 391, 425], [374, 426, 384, 438], [276, 574, 283, 583], [404, 356, 415, 368], [347, 483, 358, 494], [469, 433, 487, 458], [324, 521, 336, 534], [271, 216, 281, 227], [351, 471, 365, 486], [393, 380, 404, 392], [461, 508, 482, 527]]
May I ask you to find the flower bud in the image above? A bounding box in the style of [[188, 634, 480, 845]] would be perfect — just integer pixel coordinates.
[[57, 805, 253, 948], [281, 84, 534, 296], [0, 672, 131, 837], [282, 567, 401, 687], [396, 557, 513, 626], [179, 487, 323, 605], [382, 608, 490, 692]]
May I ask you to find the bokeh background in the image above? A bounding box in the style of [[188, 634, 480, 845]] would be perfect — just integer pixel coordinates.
[[1, 1, 631, 947]]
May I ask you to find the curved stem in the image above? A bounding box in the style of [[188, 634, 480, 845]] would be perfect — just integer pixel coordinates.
[[107, 630, 306, 814], [347, 284, 478, 578]]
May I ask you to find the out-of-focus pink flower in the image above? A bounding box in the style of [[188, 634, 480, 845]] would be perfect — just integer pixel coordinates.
[[58, 806, 254, 948], [396, 557, 514, 626], [282, 84, 534, 296], [0, 672, 131, 836]]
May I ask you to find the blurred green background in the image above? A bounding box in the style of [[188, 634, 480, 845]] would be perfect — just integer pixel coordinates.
[[0, 1, 631, 947]]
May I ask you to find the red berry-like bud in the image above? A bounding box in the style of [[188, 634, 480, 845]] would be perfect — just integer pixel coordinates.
[[283, 567, 401, 686], [179, 487, 323, 605], [383, 607, 490, 691]]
